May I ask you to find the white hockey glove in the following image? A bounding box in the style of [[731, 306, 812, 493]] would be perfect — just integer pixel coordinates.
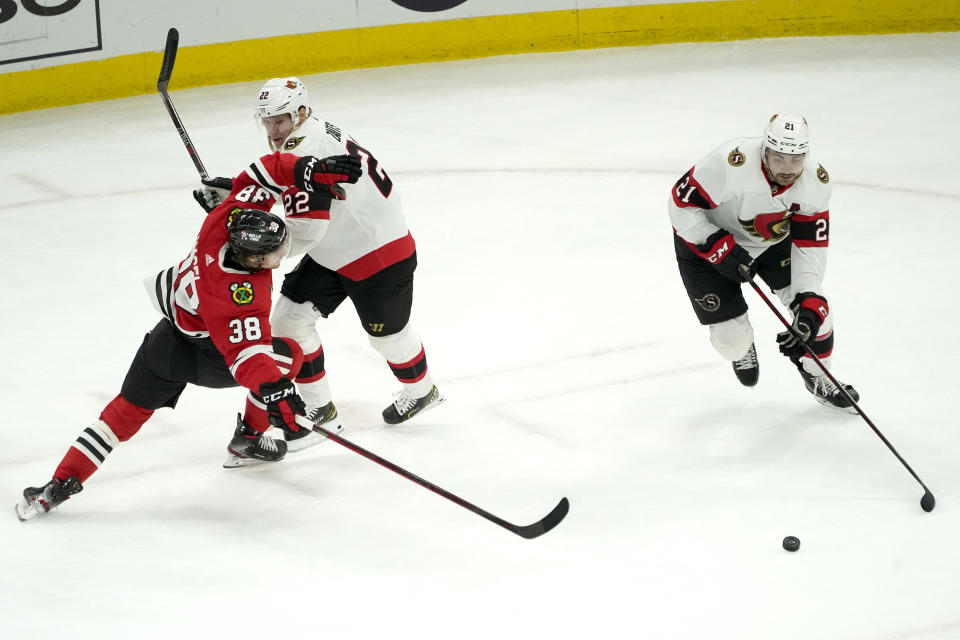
[[192, 176, 234, 213]]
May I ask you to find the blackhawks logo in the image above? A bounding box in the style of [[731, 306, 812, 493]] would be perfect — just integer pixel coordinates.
[[283, 136, 305, 150], [727, 146, 746, 167], [225, 207, 243, 231], [230, 281, 255, 305]]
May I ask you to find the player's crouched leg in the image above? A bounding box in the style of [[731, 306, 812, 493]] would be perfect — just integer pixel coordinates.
[[710, 313, 759, 387]]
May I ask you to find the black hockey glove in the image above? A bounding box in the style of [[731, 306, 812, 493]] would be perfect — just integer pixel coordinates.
[[693, 230, 756, 283], [777, 292, 829, 358], [294, 155, 362, 197], [192, 176, 234, 213], [258, 377, 306, 431]]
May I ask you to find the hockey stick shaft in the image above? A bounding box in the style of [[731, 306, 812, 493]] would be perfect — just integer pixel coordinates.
[[294, 414, 569, 539], [157, 28, 208, 179], [746, 278, 934, 508]]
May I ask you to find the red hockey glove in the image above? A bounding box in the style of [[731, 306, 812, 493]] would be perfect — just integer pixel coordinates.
[[693, 231, 756, 283], [777, 293, 829, 358], [294, 155, 362, 194], [257, 377, 306, 431]]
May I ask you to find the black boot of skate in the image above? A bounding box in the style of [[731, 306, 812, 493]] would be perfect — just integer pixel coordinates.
[[799, 367, 860, 413], [382, 385, 444, 425], [15, 476, 83, 521], [224, 414, 287, 468], [732, 343, 759, 387]]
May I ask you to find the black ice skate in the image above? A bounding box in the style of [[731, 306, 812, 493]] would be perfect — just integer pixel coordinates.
[[800, 369, 860, 413], [383, 385, 444, 425], [732, 343, 759, 387], [15, 476, 83, 522], [284, 402, 344, 452], [223, 414, 287, 468]]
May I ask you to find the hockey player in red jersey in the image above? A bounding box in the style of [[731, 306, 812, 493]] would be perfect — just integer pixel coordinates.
[[15, 155, 361, 521], [668, 113, 859, 411], [194, 77, 444, 449]]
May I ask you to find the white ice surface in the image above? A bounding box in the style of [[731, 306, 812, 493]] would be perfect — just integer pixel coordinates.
[[1, 33, 959, 640]]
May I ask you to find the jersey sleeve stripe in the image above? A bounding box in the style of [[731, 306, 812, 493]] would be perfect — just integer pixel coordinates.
[[247, 160, 284, 195], [790, 210, 829, 247], [229, 344, 275, 377], [155, 267, 176, 322]]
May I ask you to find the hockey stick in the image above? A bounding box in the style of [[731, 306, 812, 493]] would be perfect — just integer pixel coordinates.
[[746, 278, 935, 512], [157, 28, 209, 179], [294, 414, 569, 539]]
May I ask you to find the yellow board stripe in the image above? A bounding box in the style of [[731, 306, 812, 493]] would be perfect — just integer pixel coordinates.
[[1, 1, 958, 115]]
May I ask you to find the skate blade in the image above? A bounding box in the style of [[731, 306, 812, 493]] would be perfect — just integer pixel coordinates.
[[393, 393, 446, 425], [222, 454, 276, 469], [285, 425, 342, 453], [14, 498, 42, 522], [814, 397, 859, 415]]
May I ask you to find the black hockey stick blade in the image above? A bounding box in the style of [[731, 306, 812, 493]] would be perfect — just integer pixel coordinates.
[[157, 28, 179, 91], [511, 496, 570, 539], [297, 415, 569, 539]]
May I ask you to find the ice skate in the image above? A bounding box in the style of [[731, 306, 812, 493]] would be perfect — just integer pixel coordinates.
[[224, 414, 287, 468], [284, 402, 343, 452], [382, 385, 444, 425], [800, 369, 859, 413], [732, 343, 759, 387], [15, 476, 82, 521]]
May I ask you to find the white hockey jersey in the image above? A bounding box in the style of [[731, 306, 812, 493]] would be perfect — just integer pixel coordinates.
[[244, 115, 415, 281], [668, 137, 832, 295]]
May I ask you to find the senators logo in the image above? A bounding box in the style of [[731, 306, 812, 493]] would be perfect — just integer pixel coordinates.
[[695, 294, 721, 312], [739, 211, 791, 242], [285, 80, 298, 89], [283, 136, 305, 150], [230, 281, 255, 306], [816, 164, 829, 184], [727, 147, 746, 167]]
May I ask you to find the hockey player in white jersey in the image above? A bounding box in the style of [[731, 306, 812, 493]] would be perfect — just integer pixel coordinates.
[[668, 113, 859, 411], [196, 77, 442, 449]]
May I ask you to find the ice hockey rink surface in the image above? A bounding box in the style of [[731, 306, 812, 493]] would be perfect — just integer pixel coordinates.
[[2, 32, 959, 640]]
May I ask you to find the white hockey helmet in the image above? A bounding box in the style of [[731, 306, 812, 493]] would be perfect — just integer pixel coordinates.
[[762, 113, 809, 155], [254, 77, 310, 124]]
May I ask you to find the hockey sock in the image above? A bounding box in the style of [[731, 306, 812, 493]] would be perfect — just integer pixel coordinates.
[[54, 420, 123, 484], [54, 394, 155, 483]]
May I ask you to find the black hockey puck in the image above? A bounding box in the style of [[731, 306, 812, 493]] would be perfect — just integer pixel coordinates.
[[782, 536, 800, 552]]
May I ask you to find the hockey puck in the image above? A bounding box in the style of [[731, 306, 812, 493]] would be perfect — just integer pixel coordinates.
[[782, 536, 800, 552]]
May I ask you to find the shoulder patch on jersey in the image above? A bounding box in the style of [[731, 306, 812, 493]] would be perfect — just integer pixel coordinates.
[[230, 281, 255, 306], [283, 136, 305, 151], [727, 147, 746, 167], [324, 121, 342, 141], [205, 254, 215, 266], [816, 164, 829, 184]]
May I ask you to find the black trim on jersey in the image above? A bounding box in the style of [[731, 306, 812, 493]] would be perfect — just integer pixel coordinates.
[[672, 169, 714, 210], [789, 218, 829, 244], [248, 163, 284, 195], [156, 267, 176, 321]]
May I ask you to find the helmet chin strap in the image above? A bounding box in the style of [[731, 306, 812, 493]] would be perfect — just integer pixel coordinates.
[[225, 248, 264, 273]]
